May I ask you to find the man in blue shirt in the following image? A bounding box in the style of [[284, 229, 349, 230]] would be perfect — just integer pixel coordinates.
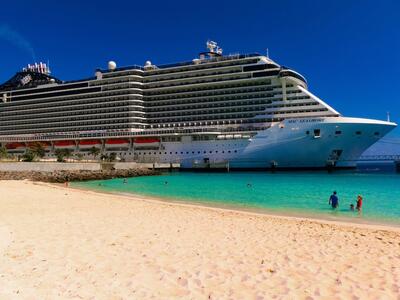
[[329, 191, 339, 209]]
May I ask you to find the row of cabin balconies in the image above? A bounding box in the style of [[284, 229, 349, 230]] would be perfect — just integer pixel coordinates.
[[1, 76, 281, 111], [0, 89, 314, 121], [0, 106, 146, 122], [145, 107, 329, 122], [143, 64, 244, 83], [0, 94, 312, 122], [144, 90, 308, 110], [143, 75, 267, 95], [145, 100, 320, 116], [0, 116, 144, 130], [0, 97, 144, 117], [143, 71, 250, 89], [0, 122, 145, 136], [145, 92, 280, 109], [0, 97, 318, 123], [0, 113, 139, 127], [0, 88, 142, 108], [144, 80, 274, 99]]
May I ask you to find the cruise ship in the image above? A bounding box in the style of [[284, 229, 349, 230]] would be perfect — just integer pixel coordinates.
[[0, 41, 396, 169]]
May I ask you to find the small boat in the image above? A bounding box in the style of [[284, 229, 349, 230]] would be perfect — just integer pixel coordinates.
[[54, 140, 76, 149], [133, 137, 160, 148], [105, 138, 130, 148], [5, 142, 26, 150], [78, 139, 102, 149]]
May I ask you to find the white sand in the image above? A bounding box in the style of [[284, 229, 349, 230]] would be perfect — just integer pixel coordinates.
[[0, 180, 399, 299]]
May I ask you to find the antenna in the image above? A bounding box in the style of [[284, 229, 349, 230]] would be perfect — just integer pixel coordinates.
[[266, 48, 269, 58], [206, 40, 218, 53], [387, 111, 391, 122]]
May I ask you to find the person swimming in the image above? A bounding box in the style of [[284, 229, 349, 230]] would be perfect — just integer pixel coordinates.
[[350, 203, 355, 211], [329, 191, 339, 209]]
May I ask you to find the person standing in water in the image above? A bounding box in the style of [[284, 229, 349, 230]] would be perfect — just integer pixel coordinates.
[[329, 191, 339, 209], [356, 195, 363, 211]]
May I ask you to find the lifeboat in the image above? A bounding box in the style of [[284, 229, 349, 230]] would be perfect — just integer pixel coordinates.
[[54, 140, 76, 149], [105, 138, 130, 149], [27, 141, 51, 150], [133, 137, 160, 148], [78, 139, 102, 150], [5, 142, 26, 150]]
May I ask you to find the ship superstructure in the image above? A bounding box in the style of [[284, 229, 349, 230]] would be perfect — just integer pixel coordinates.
[[0, 42, 396, 168]]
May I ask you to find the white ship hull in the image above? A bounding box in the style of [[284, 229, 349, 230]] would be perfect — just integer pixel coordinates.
[[131, 117, 396, 169]]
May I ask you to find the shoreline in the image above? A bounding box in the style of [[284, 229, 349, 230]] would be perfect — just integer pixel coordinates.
[[70, 181, 400, 231]]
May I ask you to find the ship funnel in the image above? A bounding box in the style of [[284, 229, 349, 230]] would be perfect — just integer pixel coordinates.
[[22, 62, 50, 75]]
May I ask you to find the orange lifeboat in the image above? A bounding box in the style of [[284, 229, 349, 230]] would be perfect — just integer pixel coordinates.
[[27, 141, 51, 150], [54, 140, 76, 149], [78, 139, 102, 149], [133, 137, 160, 148], [5, 142, 25, 150], [105, 138, 130, 148]]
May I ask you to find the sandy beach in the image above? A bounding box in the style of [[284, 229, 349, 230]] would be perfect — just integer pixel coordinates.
[[0, 180, 399, 299]]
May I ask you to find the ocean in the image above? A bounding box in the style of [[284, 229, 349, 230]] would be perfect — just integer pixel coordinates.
[[73, 170, 400, 225]]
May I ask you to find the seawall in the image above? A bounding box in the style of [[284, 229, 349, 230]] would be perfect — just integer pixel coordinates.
[[0, 162, 163, 182], [0, 162, 178, 172]]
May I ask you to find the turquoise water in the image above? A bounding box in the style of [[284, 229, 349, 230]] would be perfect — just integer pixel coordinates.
[[73, 171, 400, 225]]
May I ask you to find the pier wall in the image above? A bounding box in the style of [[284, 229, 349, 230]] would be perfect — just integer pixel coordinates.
[[0, 162, 178, 172]]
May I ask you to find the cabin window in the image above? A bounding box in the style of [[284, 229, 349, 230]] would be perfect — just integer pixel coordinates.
[[355, 131, 362, 135], [335, 131, 342, 135], [374, 132, 380, 136], [314, 129, 321, 138]]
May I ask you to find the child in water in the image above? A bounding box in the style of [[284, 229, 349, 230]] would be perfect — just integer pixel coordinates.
[[350, 203, 355, 211]]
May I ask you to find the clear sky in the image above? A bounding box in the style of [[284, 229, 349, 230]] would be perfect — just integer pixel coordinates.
[[0, 0, 399, 136]]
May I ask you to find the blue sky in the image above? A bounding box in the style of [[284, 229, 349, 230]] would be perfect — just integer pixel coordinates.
[[0, 0, 399, 136]]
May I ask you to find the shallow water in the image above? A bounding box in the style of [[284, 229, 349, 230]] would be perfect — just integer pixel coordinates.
[[73, 171, 400, 225]]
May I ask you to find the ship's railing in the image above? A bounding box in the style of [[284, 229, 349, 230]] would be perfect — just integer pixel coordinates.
[[357, 155, 400, 162], [0, 126, 268, 142], [97, 54, 261, 74]]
